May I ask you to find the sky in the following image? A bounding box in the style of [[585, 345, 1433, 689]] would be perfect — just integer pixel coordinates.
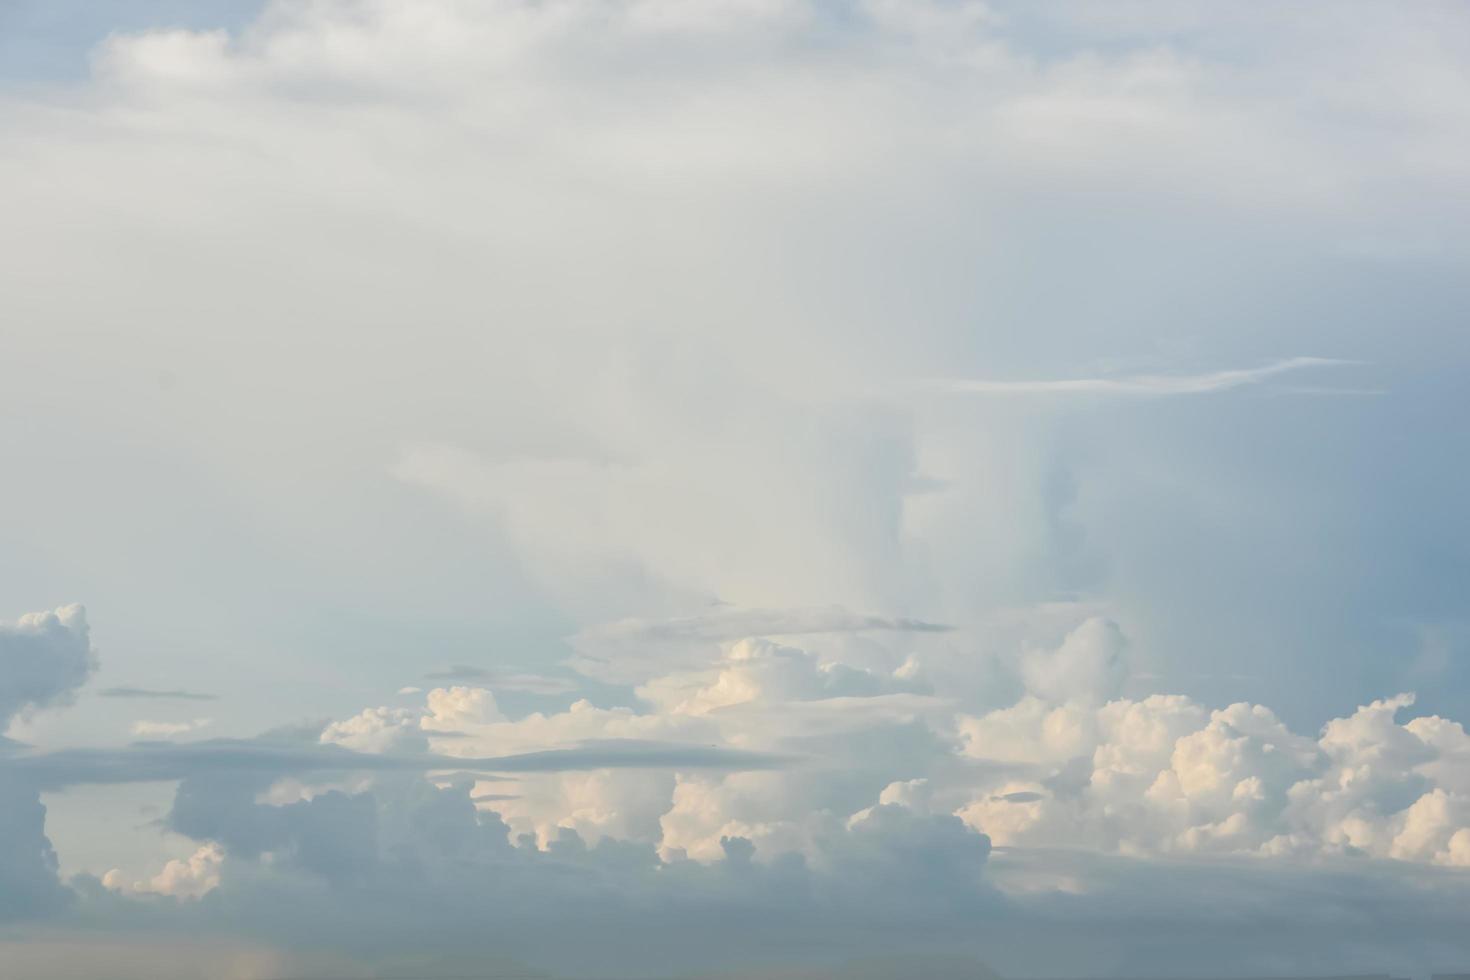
[[1, 1, 1469, 977]]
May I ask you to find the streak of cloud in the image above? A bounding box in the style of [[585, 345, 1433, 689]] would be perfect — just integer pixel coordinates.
[[98, 687, 218, 701], [578, 606, 953, 647], [5, 737, 791, 790], [421, 666, 578, 695], [129, 718, 211, 737], [928, 357, 1359, 397]]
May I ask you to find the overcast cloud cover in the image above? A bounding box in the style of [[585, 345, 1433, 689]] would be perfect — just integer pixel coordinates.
[[2, 1, 1469, 977]]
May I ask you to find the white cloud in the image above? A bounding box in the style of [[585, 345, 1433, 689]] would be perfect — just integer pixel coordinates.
[[104, 843, 223, 900], [11, 596, 1470, 973], [1019, 616, 1127, 702], [129, 718, 212, 738], [0, 0, 1468, 974], [277, 620, 1470, 876], [929, 357, 1359, 397], [320, 706, 427, 754], [950, 688, 1470, 865]]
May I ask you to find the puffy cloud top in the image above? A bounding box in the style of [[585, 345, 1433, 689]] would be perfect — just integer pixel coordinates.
[[0, 605, 94, 729]]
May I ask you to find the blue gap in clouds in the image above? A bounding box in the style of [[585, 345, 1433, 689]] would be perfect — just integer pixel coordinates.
[[0, 0, 264, 83]]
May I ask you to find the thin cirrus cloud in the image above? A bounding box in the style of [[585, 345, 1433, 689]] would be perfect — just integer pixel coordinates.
[[98, 686, 217, 701], [926, 356, 1366, 397], [422, 665, 578, 695], [569, 605, 956, 684], [577, 605, 954, 647]]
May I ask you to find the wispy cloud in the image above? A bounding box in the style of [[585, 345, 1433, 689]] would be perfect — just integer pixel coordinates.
[[928, 357, 1360, 397], [421, 666, 578, 695], [578, 605, 953, 647], [99, 687, 217, 701]]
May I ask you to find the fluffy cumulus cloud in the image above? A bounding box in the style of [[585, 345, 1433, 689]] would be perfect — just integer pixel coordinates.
[[5, 605, 1470, 975], [22, 607, 1470, 974], [103, 843, 223, 900], [1, 0, 1470, 977], [0, 609, 1467, 970], [953, 689, 1470, 862], [281, 619, 1470, 878]]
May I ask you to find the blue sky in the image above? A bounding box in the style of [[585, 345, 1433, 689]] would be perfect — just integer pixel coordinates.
[[1, 2, 1469, 977], [0, 0, 263, 81]]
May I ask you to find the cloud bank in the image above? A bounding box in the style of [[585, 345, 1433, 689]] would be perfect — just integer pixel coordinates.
[[8, 603, 1470, 976]]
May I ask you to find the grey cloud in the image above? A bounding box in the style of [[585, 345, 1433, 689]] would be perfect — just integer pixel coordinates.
[[79, 777, 996, 977], [426, 770, 514, 784], [571, 607, 954, 684], [980, 847, 1470, 978], [7, 736, 790, 791], [0, 605, 95, 726], [578, 605, 952, 647], [482, 739, 793, 773], [423, 664, 493, 680], [0, 724, 785, 927], [0, 606, 95, 921], [65, 769, 1470, 980], [0, 771, 70, 920], [21, 742, 1470, 978], [421, 665, 579, 695], [97, 687, 218, 702]]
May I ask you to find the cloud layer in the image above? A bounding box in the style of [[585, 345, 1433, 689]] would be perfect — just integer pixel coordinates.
[[6, 602, 1470, 976]]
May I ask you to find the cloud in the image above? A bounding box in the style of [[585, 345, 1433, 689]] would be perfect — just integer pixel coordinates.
[[421, 665, 579, 695], [422, 664, 491, 680], [0, 0, 1467, 974], [1018, 617, 1127, 702], [12, 601, 1470, 973], [0, 605, 95, 728], [98, 687, 217, 701], [582, 606, 953, 645], [0, 606, 98, 922], [0, 770, 70, 920], [572, 605, 953, 683], [130, 718, 212, 737], [928, 357, 1359, 397], [7, 735, 789, 791], [91, 739, 998, 974], [103, 843, 222, 900], [949, 689, 1470, 865], [319, 706, 428, 754]]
